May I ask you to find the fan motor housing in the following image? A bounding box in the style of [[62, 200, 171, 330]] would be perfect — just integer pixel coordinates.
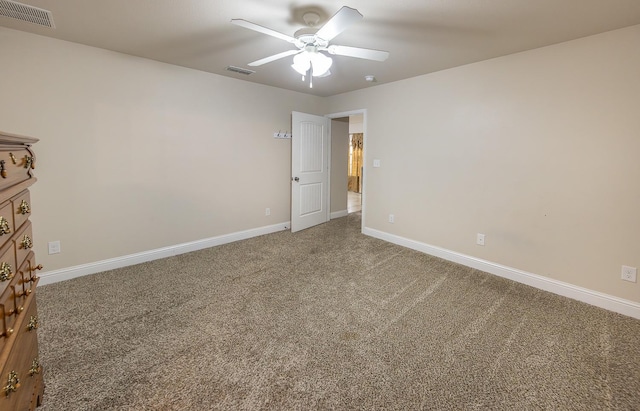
[[294, 28, 327, 47]]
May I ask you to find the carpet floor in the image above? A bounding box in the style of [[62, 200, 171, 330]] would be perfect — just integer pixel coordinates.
[[36, 213, 640, 410]]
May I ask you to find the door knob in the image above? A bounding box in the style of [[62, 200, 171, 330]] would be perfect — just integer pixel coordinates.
[[293, 177, 299, 182]]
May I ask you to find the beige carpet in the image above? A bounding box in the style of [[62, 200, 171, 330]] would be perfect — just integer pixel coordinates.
[[36, 213, 640, 410]]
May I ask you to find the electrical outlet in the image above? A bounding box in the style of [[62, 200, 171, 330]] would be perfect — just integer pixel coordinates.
[[388, 214, 394, 223], [265, 208, 271, 216], [621, 265, 637, 283], [48, 240, 61, 255], [476, 233, 485, 246]]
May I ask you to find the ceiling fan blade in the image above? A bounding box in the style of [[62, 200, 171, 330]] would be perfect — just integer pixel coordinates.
[[315, 6, 363, 42], [327, 45, 389, 62], [231, 19, 298, 44], [248, 49, 301, 66]]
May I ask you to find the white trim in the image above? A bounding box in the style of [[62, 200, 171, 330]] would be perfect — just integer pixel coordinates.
[[330, 210, 348, 219], [39, 221, 291, 286], [326, 109, 366, 119], [363, 227, 640, 320]]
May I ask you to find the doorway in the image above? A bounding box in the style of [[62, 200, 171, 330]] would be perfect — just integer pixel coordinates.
[[328, 110, 366, 230], [347, 129, 363, 214]]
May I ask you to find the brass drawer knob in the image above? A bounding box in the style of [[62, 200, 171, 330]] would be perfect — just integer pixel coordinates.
[[20, 235, 33, 250], [29, 358, 40, 376], [27, 315, 38, 331], [0, 160, 5, 179], [2, 328, 14, 337], [0, 262, 13, 282], [3, 370, 20, 396], [8, 153, 16, 165], [19, 200, 30, 215], [0, 217, 10, 236]]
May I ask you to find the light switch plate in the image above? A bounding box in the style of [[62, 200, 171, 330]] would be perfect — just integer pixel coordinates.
[[373, 159, 381, 168]]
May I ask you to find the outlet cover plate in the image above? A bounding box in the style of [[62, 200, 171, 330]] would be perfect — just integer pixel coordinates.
[[48, 240, 61, 255], [622, 265, 637, 282], [476, 233, 485, 246]]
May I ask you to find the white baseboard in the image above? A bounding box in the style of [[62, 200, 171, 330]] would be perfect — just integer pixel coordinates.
[[363, 227, 640, 320], [330, 210, 348, 219], [39, 221, 291, 286]]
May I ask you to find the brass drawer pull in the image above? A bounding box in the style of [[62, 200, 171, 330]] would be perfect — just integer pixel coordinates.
[[0, 160, 5, 179], [0, 217, 10, 236], [19, 200, 30, 215], [16, 287, 32, 298], [20, 235, 33, 250], [28, 263, 43, 283], [27, 315, 38, 331], [0, 262, 13, 282], [7, 305, 23, 316], [23, 155, 34, 169], [8, 153, 16, 165], [3, 370, 20, 396], [2, 328, 13, 337], [29, 358, 40, 376]]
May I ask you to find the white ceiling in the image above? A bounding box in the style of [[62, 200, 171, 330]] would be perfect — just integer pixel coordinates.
[[2, 0, 640, 97]]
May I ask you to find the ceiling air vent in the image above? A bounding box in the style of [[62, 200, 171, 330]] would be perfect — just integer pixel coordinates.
[[0, 0, 55, 28], [226, 66, 255, 76]]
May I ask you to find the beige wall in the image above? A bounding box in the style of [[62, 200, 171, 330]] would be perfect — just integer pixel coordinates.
[[330, 119, 349, 214], [1, 24, 638, 305], [327, 25, 640, 303], [0, 27, 325, 271]]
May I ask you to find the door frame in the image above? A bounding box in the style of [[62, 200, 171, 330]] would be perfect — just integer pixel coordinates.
[[326, 108, 367, 233]]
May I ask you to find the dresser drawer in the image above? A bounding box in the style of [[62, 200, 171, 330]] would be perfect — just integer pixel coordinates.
[[0, 241, 17, 296], [0, 295, 40, 411], [0, 276, 20, 354], [13, 222, 33, 271], [15, 253, 39, 308], [0, 146, 35, 194], [0, 201, 13, 251], [11, 190, 31, 233]]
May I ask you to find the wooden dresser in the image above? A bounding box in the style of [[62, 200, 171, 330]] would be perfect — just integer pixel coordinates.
[[0, 132, 43, 411]]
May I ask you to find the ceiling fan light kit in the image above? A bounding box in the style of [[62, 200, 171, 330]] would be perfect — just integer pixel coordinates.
[[231, 6, 389, 89], [292, 47, 333, 77]]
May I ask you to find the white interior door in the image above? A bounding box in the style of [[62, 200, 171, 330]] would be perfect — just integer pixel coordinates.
[[291, 111, 330, 233]]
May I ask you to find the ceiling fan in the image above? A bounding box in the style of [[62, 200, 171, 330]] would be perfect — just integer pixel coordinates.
[[231, 6, 389, 88]]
